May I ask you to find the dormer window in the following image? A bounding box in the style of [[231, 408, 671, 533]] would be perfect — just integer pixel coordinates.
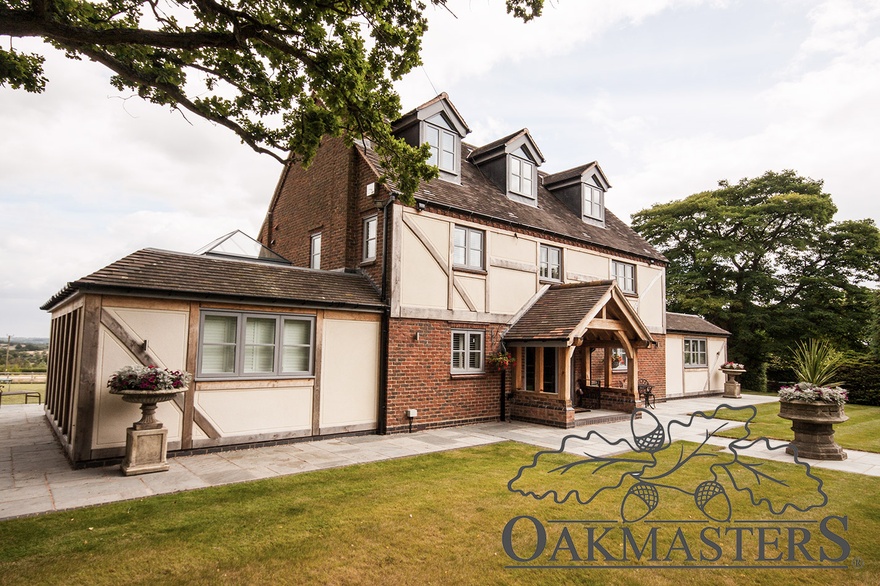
[[425, 113, 457, 174], [391, 94, 470, 186], [584, 184, 604, 222], [509, 151, 535, 198]]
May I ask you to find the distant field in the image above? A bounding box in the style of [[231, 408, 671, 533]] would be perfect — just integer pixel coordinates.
[[0, 382, 45, 405]]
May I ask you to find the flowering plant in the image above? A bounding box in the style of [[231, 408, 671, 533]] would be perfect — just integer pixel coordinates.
[[721, 362, 745, 370], [487, 351, 516, 370], [778, 382, 848, 406], [108, 365, 191, 392]]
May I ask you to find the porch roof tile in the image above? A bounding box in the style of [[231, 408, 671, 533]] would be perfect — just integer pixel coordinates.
[[505, 281, 614, 343]]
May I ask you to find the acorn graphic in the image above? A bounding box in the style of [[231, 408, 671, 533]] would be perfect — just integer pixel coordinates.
[[632, 411, 665, 453], [694, 480, 731, 522], [620, 482, 659, 522]]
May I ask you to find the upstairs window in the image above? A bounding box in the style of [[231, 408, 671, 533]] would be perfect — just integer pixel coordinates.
[[425, 113, 457, 174], [584, 185, 604, 222], [363, 216, 377, 262], [612, 260, 636, 294], [509, 154, 535, 198], [451, 330, 484, 374], [453, 226, 484, 270], [310, 233, 321, 269], [539, 244, 562, 281]]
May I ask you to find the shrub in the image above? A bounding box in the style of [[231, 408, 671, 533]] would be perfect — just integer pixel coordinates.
[[837, 356, 880, 406]]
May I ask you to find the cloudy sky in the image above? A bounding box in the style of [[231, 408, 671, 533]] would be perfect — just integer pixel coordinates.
[[2, 0, 879, 337]]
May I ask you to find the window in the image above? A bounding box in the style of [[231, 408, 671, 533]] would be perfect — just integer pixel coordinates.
[[539, 245, 562, 281], [524, 347, 537, 391], [509, 156, 534, 197], [584, 185, 604, 221], [612, 348, 628, 372], [542, 347, 557, 393], [199, 312, 315, 378], [363, 216, 377, 262], [453, 226, 484, 270], [684, 338, 708, 367], [310, 233, 321, 269], [612, 260, 636, 294], [451, 330, 484, 374], [426, 115, 457, 174]]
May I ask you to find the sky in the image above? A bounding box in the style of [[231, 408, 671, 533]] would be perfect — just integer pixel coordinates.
[[2, 0, 879, 337]]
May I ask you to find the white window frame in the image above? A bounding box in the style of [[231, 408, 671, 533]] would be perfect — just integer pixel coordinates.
[[539, 244, 562, 281], [509, 155, 535, 198], [310, 233, 321, 269], [425, 118, 457, 174], [451, 330, 484, 374], [612, 260, 636, 294], [453, 226, 485, 270], [363, 215, 377, 262], [584, 185, 604, 222], [198, 311, 315, 379], [684, 338, 708, 367]]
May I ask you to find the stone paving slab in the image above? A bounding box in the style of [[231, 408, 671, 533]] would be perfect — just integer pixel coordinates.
[[1, 395, 878, 522]]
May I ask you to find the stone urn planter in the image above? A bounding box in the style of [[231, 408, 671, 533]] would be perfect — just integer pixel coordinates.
[[777, 387, 849, 461], [108, 366, 191, 476], [720, 363, 745, 399]]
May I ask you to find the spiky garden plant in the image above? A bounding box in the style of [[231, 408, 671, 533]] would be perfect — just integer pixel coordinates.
[[790, 338, 844, 387]]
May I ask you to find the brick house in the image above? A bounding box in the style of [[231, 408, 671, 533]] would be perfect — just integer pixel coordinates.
[[257, 93, 704, 431], [42, 93, 731, 466]]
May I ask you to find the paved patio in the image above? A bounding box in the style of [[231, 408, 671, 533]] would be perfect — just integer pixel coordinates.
[[2, 394, 879, 521]]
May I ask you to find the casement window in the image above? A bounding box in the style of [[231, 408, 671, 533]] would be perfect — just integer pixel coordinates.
[[310, 233, 321, 269], [509, 155, 535, 198], [684, 338, 708, 367], [199, 312, 315, 378], [612, 260, 636, 294], [584, 185, 604, 222], [451, 330, 484, 374], [453, 226, 485, 270], [363, 216, 377, 262], [426, 114, 457, 174], [539, 244, 562, 281]]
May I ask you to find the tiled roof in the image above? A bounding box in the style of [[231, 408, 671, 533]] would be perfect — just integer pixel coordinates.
[[506, 282, 613, 342], [666, 312, 731, 336], [359, 143, 666, 263], [544, 162, 604, 187], [42, 249, 384, 311]]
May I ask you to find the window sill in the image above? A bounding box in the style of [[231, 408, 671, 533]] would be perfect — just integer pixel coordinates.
[[539, 278, 562, 285], [683, 366, 708, 370], [452, 266, 488, 276], [450, 372, 485, 379], [360, 259, 376, 267]]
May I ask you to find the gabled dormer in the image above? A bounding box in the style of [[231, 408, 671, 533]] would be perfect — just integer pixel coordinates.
[[544, 162, 612, 228], [468, 129, 545, 206], [392, 93, 470, 184]]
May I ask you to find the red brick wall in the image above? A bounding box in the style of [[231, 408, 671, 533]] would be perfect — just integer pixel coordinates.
[[385, 318, 509, 433], [258, 138, 391, 294]]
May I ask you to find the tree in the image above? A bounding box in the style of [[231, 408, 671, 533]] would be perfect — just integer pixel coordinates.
[[631, 170, 880, 391], [0, 0, 543, 201]]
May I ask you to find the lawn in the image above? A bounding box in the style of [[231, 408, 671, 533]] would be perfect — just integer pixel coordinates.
[[0, 382, 43, 406], [714, 401, 880, 453], [0, 441, 877, 585]]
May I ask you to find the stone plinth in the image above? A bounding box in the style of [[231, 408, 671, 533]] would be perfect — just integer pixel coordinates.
[[121, 427, 170, 475], [721, 369, 745, 399], [778, 400, 848, 461]]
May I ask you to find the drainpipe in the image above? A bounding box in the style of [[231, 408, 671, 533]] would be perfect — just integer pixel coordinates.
[[376, 193, 396, 434]]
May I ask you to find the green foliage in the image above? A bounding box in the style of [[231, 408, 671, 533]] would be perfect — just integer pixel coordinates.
[[790, 338, 844, 387], [0, 0, 544, 201], [632, 170, 880, 391], [837, 355, 880, 406]]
